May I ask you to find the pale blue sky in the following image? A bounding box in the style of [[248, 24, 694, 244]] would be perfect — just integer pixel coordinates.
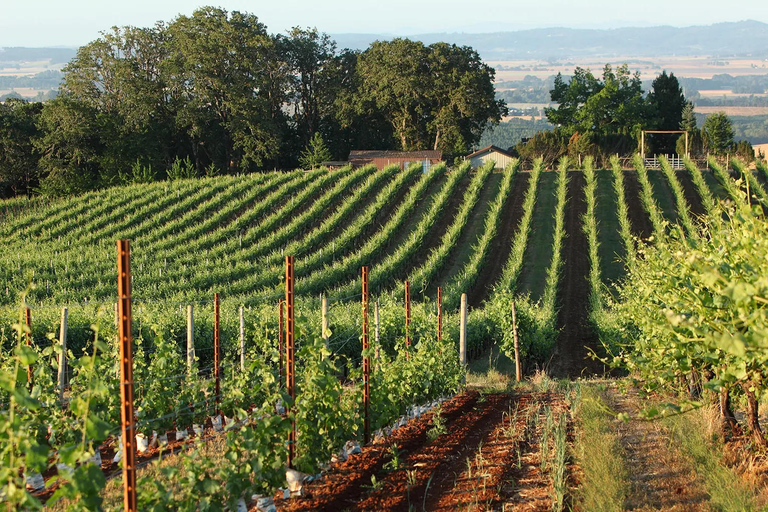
[[2, 0, 767, 47]]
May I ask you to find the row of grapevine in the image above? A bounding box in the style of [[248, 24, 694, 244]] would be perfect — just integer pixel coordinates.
[[403, 162, 494, 296], [442, 160, 519, 310], [595, 155, 768, 449], [631, 154, 666, 237], [495, 158, 544, 292], [1, 259, 466, 510], [657, 155, 696, 236]]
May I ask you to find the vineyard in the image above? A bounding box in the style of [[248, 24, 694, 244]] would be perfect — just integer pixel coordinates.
[[2, 156, 768, 510]]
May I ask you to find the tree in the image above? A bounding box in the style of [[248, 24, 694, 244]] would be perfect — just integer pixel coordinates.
[[0, 98, 43, 197], [676, 101, 703, 156], [281, 27, 337, 146], [702, 111, 734, 155], [34, 96, 102, 196], [647, 71, 687, 153], [299, 132, 332, 169], [543, 64, 649, 161], [352, 39, 504, 156], [61, 24, 174, 183], [165, 7, 281, 171]]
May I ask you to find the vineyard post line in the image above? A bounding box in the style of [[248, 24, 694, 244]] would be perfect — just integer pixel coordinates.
[[117, 239, 137, 512], [374, 300, 380, 369], [239, 306, 245, 372], [405, 281, 411, 355], [321, 295, 329, 348], [437, 287, 442, 342], [512, 301, 521, 382], [278, 299, 284, 384]]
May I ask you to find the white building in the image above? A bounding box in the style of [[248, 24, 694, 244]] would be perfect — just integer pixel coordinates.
[[466, 145, 515, 169]]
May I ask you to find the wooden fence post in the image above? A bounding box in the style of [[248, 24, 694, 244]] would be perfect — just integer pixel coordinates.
[[25, 307, 32, 388], [239, 306, 245, 372], [321, 294, 329, 345], [116, 239, 137, 512], [58, 307, 68, 402], [437, 287, 442, 342], [278, 299, 284, 382], [512, 301, 521, 382], [285, 256, 296, 469], [374, 300, 380, 366], [186, 305, 194, 373], [459, 293, 467, 365]]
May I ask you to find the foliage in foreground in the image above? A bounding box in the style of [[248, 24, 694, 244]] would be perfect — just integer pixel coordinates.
[[603, 197, 768, 447]]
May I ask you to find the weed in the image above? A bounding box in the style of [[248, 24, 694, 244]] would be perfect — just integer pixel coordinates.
[[427, 406, 447, 441], [365, 474, 384, 491], [383, 443, 403, 472]]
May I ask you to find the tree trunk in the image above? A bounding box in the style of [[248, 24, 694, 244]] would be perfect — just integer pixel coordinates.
[[433, 127, 441, 151], [719, 386, 738, 437], [688, 369, 702, 400], [742, 381, 768, 449]]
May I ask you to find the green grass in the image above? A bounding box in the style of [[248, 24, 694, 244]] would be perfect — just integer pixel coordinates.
[[646, 169, 679, 225], [517, 170, 559, 301], [573, 384, 628, 512], [594, 169, 625, 290], [664, 408, 761, 511]]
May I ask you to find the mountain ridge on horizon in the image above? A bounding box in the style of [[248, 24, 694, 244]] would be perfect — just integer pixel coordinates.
[[2, 19, 767, 64]]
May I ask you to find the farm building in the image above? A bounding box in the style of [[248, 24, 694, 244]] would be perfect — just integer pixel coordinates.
[[348, 150, 443, 171], [466, 145, 516, 169]]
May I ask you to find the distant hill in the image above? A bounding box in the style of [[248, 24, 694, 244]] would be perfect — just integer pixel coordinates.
[[333, 20, 768, 60], [0, 46, 76, 65]]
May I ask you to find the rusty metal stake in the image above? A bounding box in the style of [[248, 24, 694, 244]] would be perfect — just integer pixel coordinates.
[[362, 266, 370, 445], [278, 299, 284, 383], [25, 307, 32, 389], [437, 286, 442, 342], [214, 292, 221, 421], [404, 281, 411, 349], [117, 239, 137, 512], [285, 256, 296, 468]]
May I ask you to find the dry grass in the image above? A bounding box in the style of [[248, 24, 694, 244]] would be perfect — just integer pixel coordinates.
[[695, 106, 768, 116]]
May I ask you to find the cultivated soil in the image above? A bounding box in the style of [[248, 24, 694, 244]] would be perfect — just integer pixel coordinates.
[[623, 171, 654, 239], [272, 389, 572, 512]]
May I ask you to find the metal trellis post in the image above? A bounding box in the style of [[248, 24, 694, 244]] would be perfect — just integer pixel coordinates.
[[362, 266, 370, 445], [116, 239, 137, 512], [285, 256, 296, 468]]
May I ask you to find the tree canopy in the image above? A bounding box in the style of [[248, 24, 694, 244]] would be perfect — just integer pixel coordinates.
[[0, 7, 505, 198]]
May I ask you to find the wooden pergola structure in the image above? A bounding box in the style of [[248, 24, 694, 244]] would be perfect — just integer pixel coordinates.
[[640, 130, 688, 157]]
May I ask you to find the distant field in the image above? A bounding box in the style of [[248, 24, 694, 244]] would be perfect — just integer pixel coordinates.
[[695, 106, 768, 116], [490, 56, 768, 82]]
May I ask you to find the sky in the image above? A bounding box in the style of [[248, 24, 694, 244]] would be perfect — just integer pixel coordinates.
[[2, 0, 768, 47]]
